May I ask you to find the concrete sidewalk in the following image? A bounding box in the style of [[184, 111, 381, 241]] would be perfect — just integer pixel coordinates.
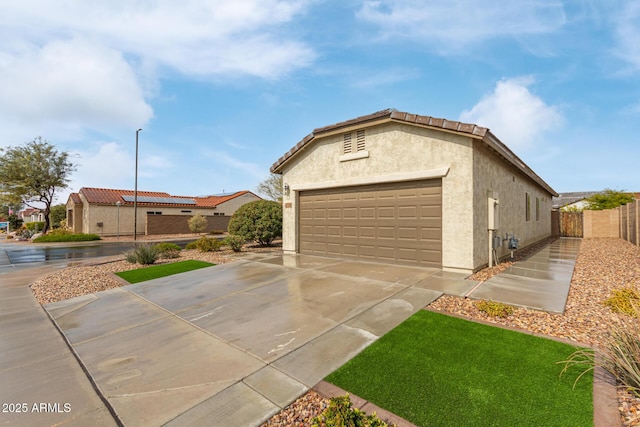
[[0, 265, 118, 427], [469, 238, 581, 313]]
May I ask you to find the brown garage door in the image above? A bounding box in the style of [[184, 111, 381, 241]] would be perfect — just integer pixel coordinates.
[[299, 179, 442, 267]]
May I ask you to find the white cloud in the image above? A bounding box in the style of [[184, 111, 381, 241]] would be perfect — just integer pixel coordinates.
[[357, 0, 566, 52], [0, 1, 315, 80], [459, 77, 563, 151], [613, 1, 640, 71], [73, 142, 135, 190], [0, 39, 153, 131]]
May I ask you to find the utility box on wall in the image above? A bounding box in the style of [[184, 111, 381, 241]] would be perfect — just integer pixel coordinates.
[[488, 191, 500, 231]]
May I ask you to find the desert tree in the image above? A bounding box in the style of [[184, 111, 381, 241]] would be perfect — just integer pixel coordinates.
[[256, 173, 283, 202], [0, 137, 76, 233]]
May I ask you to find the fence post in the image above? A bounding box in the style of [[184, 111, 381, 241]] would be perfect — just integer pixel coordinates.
[[636, 200, 640, 246]]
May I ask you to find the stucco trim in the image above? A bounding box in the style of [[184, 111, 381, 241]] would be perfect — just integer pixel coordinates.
[[289, 167, 450, 191]]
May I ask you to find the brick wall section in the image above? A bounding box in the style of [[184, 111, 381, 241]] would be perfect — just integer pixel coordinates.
[[146, 215, 231, 235], [584, 210, 620, 238]]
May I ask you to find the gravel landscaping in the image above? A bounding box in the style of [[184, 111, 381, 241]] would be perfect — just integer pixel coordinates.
[[28, 237, 640, 425]]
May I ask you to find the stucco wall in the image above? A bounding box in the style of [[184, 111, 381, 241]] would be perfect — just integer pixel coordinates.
[[280, 121, 476, 270], [472, 142, 553, 267], [216, 193, 262, 215], [78, 201, 223, 236]]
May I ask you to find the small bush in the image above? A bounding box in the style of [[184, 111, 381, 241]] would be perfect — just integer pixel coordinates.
[[228, 200, 282, 246], [24, 221, 45, 231], [561, 314, 640, 397], [46, 228, 73, 236], [194, 236, 222, 252], [188, 214, 208, 234], [33, 233, 100, 242], [124, 244, 159, 265], [224, 234, 245, 252], [475, 300, 514, 318], [604, 288, 640, 317], [185, 241, 197, 250], [312, 394, 392, 427], [18, 229, 35, 239], [153, 242, 182, 259]]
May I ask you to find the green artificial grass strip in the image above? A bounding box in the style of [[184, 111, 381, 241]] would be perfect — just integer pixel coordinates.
[[116, 260, 214, 284], [325, 310, 593, 427]]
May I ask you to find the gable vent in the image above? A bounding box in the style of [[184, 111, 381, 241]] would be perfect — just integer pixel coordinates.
[[343, 133, 352, 154], [356, 129, 366, 151]]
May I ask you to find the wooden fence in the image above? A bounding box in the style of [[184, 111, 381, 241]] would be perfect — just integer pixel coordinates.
[[560, 212, 583, 237]]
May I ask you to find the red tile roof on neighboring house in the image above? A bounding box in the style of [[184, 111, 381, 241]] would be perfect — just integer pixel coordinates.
[[69, 193, 83, 205], [270, 108, 557, 196], [72, 187, 259, 208]]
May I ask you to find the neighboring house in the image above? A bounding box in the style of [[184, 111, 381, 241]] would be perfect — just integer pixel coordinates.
[[271, 109, 558, 273], [66, 187, 261, 237], [553, 191, 639, 211], [19, 208, 44, 224], [552, 192, 601, 211]]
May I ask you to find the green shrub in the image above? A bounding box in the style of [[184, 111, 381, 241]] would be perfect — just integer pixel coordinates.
[[153, 242, 182, 259], [228, 200, 282, 246], [312, 394, 392, 427], [475, 300, 514, 318], [224, 234, 245, 252], [46, 228, 72, 236], [188, 214, 208, 234], [33, 233, 101, 242], [124, 244, 159, 265], [604, 288, 640, 317], [185, 241, 198, 250], [24, 221, 45, 231], [194, 236, 222, 252]]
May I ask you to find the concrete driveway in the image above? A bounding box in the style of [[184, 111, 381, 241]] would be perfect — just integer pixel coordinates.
[[44, 254, 472, 426]]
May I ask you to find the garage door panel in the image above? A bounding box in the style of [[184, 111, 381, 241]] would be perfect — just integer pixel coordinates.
[[343, 208, 357, 218], [398, 227, 418, 239], [299, 179, 442, 267], [398, 206, 418, 218], [327, 208, 341, 219]]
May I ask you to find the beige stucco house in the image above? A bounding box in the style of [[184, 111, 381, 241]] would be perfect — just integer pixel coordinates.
[[271, 109, 558, 273], [66, 187, 261, 237]]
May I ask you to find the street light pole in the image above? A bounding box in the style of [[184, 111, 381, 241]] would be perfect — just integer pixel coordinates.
[[116, 201, 121, 240], [134, 128, 142, 241]]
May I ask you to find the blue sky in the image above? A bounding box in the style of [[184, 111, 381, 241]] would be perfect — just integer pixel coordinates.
[[1, 0, 639, 205]]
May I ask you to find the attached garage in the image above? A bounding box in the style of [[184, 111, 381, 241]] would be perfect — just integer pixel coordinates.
[[298, 179, 442, 267], [272, 109, 557, 273]]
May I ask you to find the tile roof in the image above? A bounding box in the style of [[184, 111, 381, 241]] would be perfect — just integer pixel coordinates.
[[74, 187, 257, 208], [552, 191, 600, 209], [270, 108, 557, 196], [69, 193, 83, 205]]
